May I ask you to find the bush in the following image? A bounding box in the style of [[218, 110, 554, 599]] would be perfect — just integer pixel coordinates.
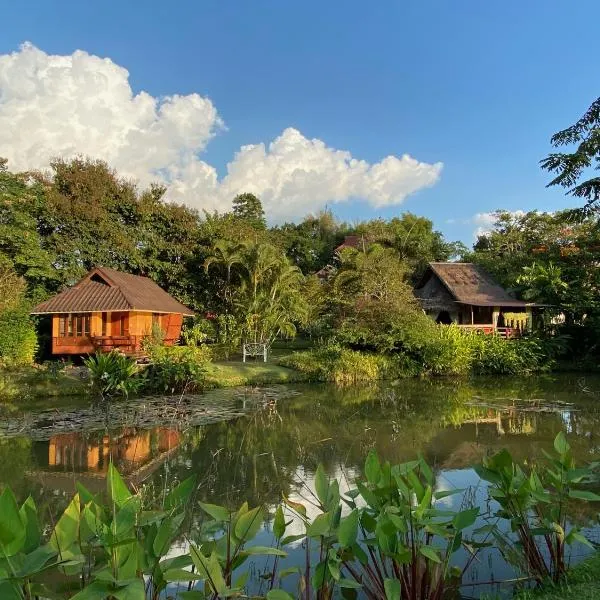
[[0, 309, 37, 368], [471, 334, 550, 375], [279, 344, 390, 384], [145, 345, 212, 393], [83, 351, 144, 399]]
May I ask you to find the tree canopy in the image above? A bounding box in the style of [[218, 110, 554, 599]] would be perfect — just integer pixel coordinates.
[[541, 96, 600, 215]]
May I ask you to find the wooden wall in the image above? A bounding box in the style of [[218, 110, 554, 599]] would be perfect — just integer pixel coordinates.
[[51, 310, 185, 355]]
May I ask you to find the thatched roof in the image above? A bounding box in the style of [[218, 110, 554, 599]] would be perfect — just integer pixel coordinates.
[[417, 263, 531, 308], [31, 267, 194, 315]]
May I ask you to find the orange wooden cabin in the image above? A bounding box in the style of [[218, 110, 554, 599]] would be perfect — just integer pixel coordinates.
[[31, 267, 194, 356]]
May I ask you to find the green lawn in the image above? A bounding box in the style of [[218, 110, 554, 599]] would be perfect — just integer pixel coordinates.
[[0, 365, 89, 411], [205, 359, 308, 387], [515, 553, 600, 600]]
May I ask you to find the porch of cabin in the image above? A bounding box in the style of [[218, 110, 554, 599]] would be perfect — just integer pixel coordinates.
[[51, 310, 184, 356], [427, 304, 532, 339]]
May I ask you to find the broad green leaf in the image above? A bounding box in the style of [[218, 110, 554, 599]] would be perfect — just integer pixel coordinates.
[[273, 505, 286, 541], [419, 545, 441, 563], [199, 502, 230, 522], [0, 581, 21, 600], [338, 578, 362, 589], [241, 545, 287, 556], [568, 489, 600, 501], [165, 475, 197, 510], [234, 506, 263, 542], [190, 546, 226, 595], [112, 580, 146, 600], [311, 559, 330, 591], [418, 457, 434, 486], [553, 431, 570, 455], [153, 514, 184, 557], [384, 578, 401, 600], [280, 534, 306, 545], [452, 508, 479, 531], [434, 488, 464, 500], [0, 487, 25, 556], [337, 510, 359, 547], [19, 496, 40, 553], [328, 557, 341, 580], [267, 590, 295, 600], [307, 512, 330, 538], [49, 494, 80, 556], [565, 530, 593, 547], [365, 450, 381, 484], [107, 463, 132, 508], [70, 580, 114, 600], [315, 464, 329, 506], [406, 470, 425, 503], [18, 545, 57, 577], [163, 568, 204, 582]]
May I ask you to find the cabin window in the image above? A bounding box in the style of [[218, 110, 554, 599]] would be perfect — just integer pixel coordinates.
[[101, 313, 108, 336], [58, 314, 91, 337]]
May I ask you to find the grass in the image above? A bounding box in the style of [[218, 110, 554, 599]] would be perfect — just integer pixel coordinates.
[[514, 552, 600, 600], [205, 359, 309, 387]]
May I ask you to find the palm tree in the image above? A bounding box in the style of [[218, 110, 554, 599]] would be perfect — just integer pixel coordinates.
[[203, 239, 246, 307], [236, 242, 308, 345]]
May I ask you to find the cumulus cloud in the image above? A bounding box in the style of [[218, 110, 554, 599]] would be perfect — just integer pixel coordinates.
[[0, 43, 443, 220]]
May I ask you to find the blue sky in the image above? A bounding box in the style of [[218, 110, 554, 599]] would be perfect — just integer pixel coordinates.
[[1, 0, 599, 243]]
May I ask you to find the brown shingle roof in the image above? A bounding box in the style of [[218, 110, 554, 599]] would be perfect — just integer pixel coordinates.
[[420, 262, 531, 308], [335, 235, 363, 252], [31, 267, 194, 315]]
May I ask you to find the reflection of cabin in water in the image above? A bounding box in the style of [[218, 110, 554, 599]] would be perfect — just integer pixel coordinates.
[[31, 267, 194, 356], [414, 263, 535, 337], [46, 428, 180, 474]]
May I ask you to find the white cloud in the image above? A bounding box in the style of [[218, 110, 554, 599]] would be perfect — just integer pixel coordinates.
[[0, 43, 443, 221]]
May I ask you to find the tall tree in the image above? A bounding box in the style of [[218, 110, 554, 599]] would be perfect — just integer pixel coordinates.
[[541, 96, 600, 215], [232, 193, 266, 229]]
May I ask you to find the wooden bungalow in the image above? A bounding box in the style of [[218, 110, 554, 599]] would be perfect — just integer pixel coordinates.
[[31, 267, 194, 356], [414, 262, 534, 337]]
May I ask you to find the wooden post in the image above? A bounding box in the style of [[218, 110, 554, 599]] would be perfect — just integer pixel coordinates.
[[471, 306, 474, 325]]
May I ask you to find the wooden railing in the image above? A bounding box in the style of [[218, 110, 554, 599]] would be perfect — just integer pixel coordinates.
[[457, 325, 521, 339], [91, 335, 140, 352]]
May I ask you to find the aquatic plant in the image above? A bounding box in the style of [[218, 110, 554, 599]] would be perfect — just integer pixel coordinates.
[[476, 431, 600, 586]]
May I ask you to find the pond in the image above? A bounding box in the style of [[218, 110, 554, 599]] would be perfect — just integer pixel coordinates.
[[1, 373, 600, 597]]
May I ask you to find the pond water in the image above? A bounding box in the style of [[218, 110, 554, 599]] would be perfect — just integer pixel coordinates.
[[1, 373, 600, 597]]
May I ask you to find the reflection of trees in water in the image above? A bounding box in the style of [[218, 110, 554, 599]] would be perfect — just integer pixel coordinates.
[[2, 375, 600, 524]]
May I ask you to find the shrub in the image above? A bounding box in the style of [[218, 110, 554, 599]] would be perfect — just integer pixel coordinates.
[[471, 334, 551, 375], [0, 309, 37, 368], [83, 351, 144, 399], [279, 344, 389, 384], [145, 345, 212, 393]]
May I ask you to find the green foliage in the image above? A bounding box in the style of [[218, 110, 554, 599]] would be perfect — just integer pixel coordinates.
[[279, 344, 390, 383], [476, 432, 600, 586], [540, 96, 600, 213], [471, 334, 550, 375], [0, 450, 597, 600], [232, 192, 266, 229], [83, 351, 143, 399], [0, 309, 37, 368], [146, 345, 212, 393]]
